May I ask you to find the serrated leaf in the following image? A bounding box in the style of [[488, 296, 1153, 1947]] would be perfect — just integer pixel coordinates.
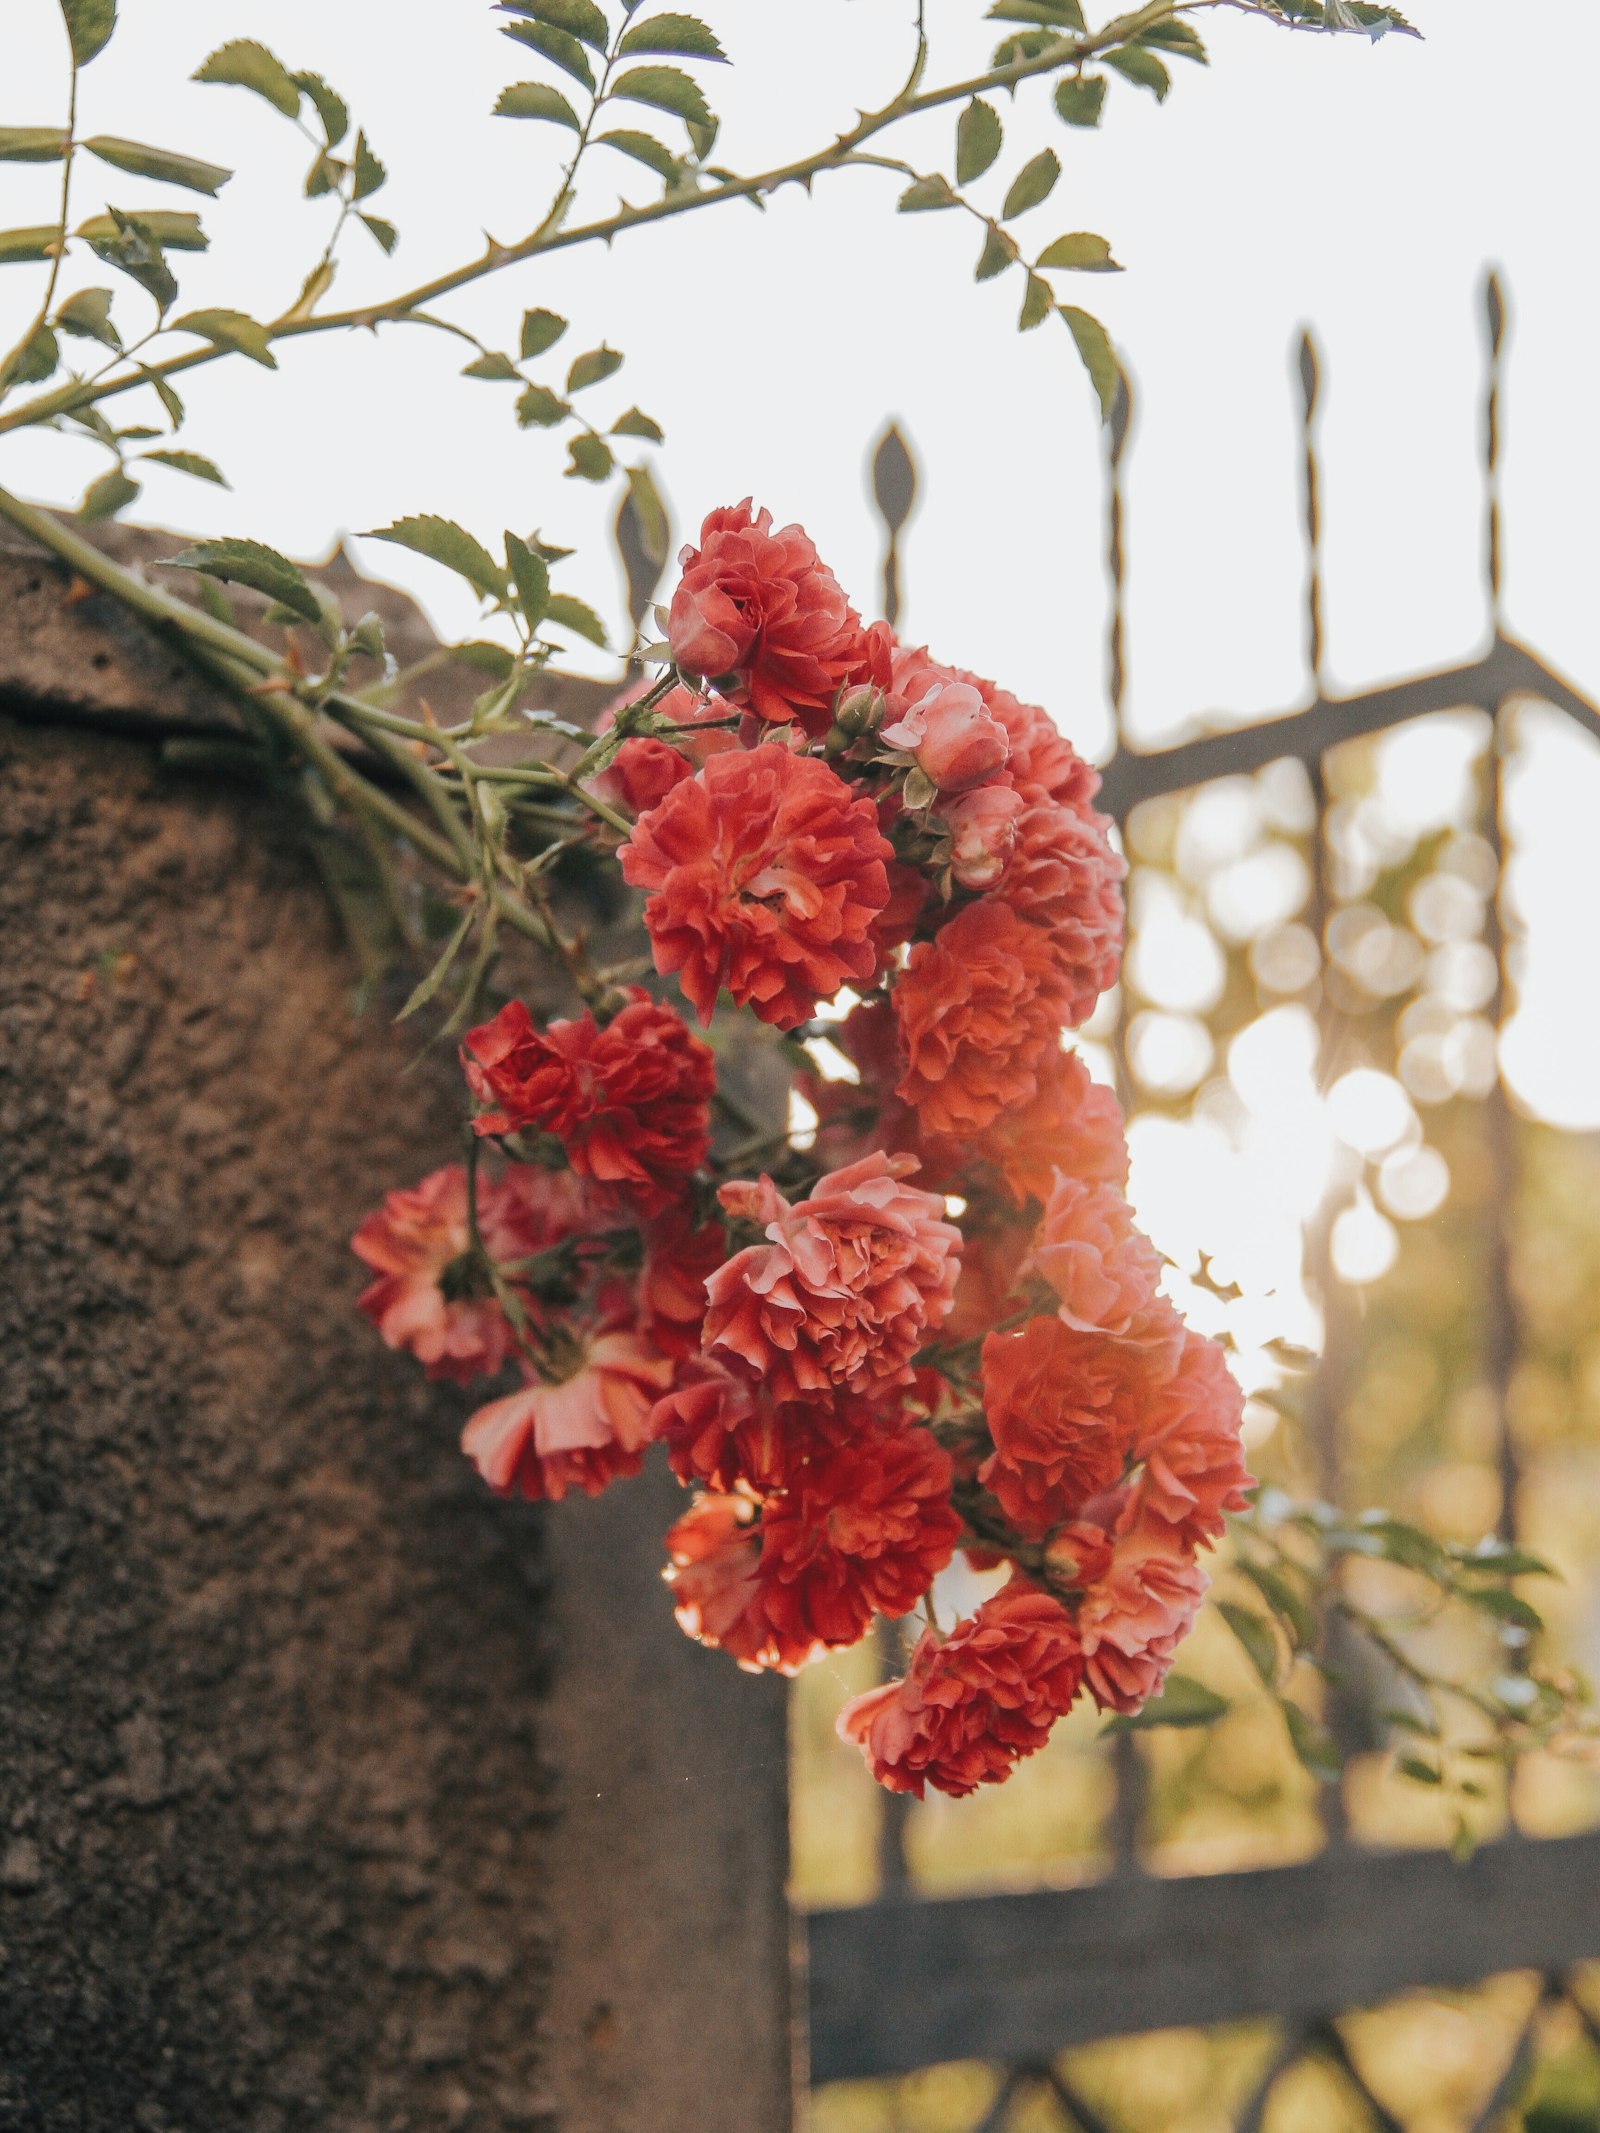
[[173, 308, 277, 368], [686, 114, 718, 160], [1060, 304, 1118, 420], [8, 324, 58, 386], [1106, 1675, 1229, 1731], [1103, 44, 1171, 99], [166, 536, 322, 623], [89, 209, 177, 311], [134, 363, 183, 425], [1454, 1542, 1554, 1580], [60, 0, 117, 67], [501, 18, 596, 90], [618, 13, 728, 59], [284, 257, 336, 322], [543, 593, 608, 647], [1055, 74, 1107, 127], [55, 286, 120, 346], [1141, 19, 1208, 60], [294, 72, 350, 144], [612, 406, 664, 441], [516, 382, 569, 427], [1037, 230, 1120, 272], [0, 129, 66, 163], [625, 462, 669, 568], [1002, 148, 1059, 220], [305, 152, 339, 200], [352, 131, 386, 200], [396, 907, 476, 1023], [359, 214, 398, 254], [566, 344, 623, 392], [611, 66, 712, 130], [1238, 1559, 1318, 1651], [450, 639, 518, 677], [1018, 272, 1052, 330], [566, 433, 614, 481], [78, 209, 206, 251], [79, 465, 139, 520], [495, 81, 582, 128], [0, 227, 61, 265], [955, 98, 1002, 186], [193, 40, 301, 119], [1219, 1602, 1281, 1688], [366, 516, 509, 601], [898, 174, 957, 213], [504, 530, 551, 629], [82, 137, 232, 196], [1281, 1698, 1342, 1783], [497, 0, 609, 52], [987, 0, 1084, 23], [139, 447, 227, 486], [975, 227, 1017, 281], [597, 129, 682, 180], [520, 308, 568, 358], [463, 351, 522, 381], [992, 28, 1056, 64], [1462, 1586, 1544, 1633]]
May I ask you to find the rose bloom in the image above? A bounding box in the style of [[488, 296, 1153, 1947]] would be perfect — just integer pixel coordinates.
[[758, 1428, 961, 1651], [943, 1212, 1034, 1345], [1030, 1175, 1163, 1335], [1132, 1329, 1252, 1549], [667, 500, 868, 734], [462, 989, 714, 1215], [980, 1313, 1173, 1538], [836, 1575, 1084, 1798], [879, 679, 1010, 793], [973, 1044, 1129, 1208], [704, 1151, 961, 1401], [981, 686, 1104, 814], [652, 1355, 860, 1493], [460, 1291, 676, 1502], [893, 898, 1073, 1138], [592, 680, 738, 817], [353, 1162, 582, 1383], [621, 746, 891, 1029], [637, 1206, 726, 1360], [664, 1493, 816, 1675], [995, 799, 1126, 1026], [936, 780, 1025, 891], [1076, 1496, 1211, 1713]]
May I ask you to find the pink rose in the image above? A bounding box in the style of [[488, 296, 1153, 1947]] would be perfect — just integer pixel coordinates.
[[1030, 1174, 1163, 1336], [936, 781, 1025, 890], [880, 680, 1010, 793], [1076, 1499, 1210, 1714]]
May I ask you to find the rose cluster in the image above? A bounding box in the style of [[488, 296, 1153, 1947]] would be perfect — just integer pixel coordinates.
[[354, 500, 1251, 1798]]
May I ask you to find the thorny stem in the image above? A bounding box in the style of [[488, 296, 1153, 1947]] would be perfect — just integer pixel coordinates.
[[0, 57, 77, 396]]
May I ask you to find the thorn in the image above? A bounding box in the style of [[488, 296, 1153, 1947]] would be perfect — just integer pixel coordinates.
[[62, 573, 96, 607]]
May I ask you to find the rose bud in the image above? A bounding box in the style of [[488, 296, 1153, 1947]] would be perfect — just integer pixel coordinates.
[[880, 679, 1010, 793]]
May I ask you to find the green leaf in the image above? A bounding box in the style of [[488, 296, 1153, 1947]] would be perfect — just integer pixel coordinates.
[[685, 114, 718, 160], [611, 65, 712, 131], [1106, 1674, 1229, 1731], [1238, 1559, 1318, 1652], [166, 537, 322, 624], [0, 227, 61, 265], [172, 308, 277, 368], [498, 0, 610, 52], [1002, 148, 1060, 220], [625, 462, 670, 568], [566, 433, 614, 481], [1397, 1755, 1443, 1786], [284, 258, 337, 323], [8, 324, 59, 385], [618, 13, 729, 59], [1462, 1586, 1544, 1634], [495, 81, 582, 128], [520, 308, 568, 358], [81, 137, 232, 196], [193, 40, 302, 119], [134, 363, 183, 426], [88, 209, 177, 311], [501, 18, 596, 90], [1060, 304, 1118, 420], [1281, 1698, 1342, 1783], [516, 382, 569, 427], [294, 72, 350, 144], [955, 98, 1002, 187], [359, 214, 398, 254], [1037, 231, 1120, 272], [611, 406, 664, 441], [543, 593, 608, 647], [987, 0, 1084, 23], [365, 516, 509, 601], [898, 175, 958, 213], [1452, 1539, 1555, 1581], [1103, 44, 1171, 99], [1054, 74, 1106, 127], [566, 344, 623, 391], [462, 351, 522, 381], [975, 227, 1017, 281], [0, 128, 67, 163], [79, 465, 139, 520], [55, 285, 120, 346], [1219, 1602, 1281, 1688], [504, 531, 551, 629], [1141, 19, 1208, 61], [597, 129, 682, 180], [352, 132, 386, 200], [60, 0, 117, 67], [139, 447, 228, 486], [992, 29, 1056, 64], [78, 209, 207, 251], [1017, 272, 1052, 330], [396, 907, 476, 1023]]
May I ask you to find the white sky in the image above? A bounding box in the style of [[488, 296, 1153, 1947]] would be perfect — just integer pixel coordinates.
[[5, 0, 1600, 1137]]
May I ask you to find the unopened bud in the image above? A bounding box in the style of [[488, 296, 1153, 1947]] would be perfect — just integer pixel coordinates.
[[833, 684, 885, 738]]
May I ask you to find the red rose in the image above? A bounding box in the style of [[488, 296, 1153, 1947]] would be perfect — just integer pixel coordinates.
[[592, 680, 738, 817], [621, 745, 891, 1029], [995, 798, 1126, 1025], [880, 678, 1010, 793], [973, 1045, 1128, 1208]]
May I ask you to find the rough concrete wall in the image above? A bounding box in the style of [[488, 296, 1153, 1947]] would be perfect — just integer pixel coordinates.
[[0, 695, 794, 2130]]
